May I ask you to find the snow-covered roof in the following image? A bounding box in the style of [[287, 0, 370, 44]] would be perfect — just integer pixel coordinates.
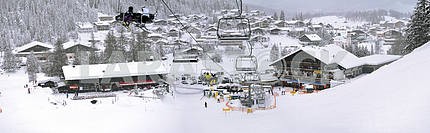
[[333, 36, 346, 41], [97, 12, 112, 18], [312, 24, 323, 28], [169, 28, 179, 32], [94, 21, 110, 26], [14, 41, 54, 53], [260, 73, 278, 82], [154, 19, 167, 22], [251, 27, 265, 30], [180, 46, 203, 53], [77, 22, 94, 29], [294, 27, 305, 31], [250, 35, 267, 39], [304, 34, 322, 42], [360, 55, 402, 66], [148, 33, 164, 38], [62, 61, 169, 80], [286, 20, 302, 24], [269, 27, 282, 31], [155, 39, 169, 44], [271, 44, 363, 69], [62, 41, 92, 50], [274, 20, 286, 24]]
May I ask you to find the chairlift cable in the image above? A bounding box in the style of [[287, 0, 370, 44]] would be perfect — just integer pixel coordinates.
[[235, 0, 243, 17]]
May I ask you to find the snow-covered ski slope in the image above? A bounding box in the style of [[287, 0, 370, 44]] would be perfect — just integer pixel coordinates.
[[1, 41, 430, 132]]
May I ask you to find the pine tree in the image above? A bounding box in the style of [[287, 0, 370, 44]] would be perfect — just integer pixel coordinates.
[[135, 31, 151, 61], [26, 51, 39, 82], [48, 39, 67, 77], [2, 44, 19, 72], [280, 10, 286, 21], [281, 47, 291, 56], [270, 44, 279, 61], [156, 43, 165, 60], [354, 46, 370, 57], [375, 39, 383, 54], [72, 51, 82, 65], [104, 30, 126, 63], [117, 28, 128, 49], [425, 0, 430, 41], [73, 51, 90, 65], [389, 37, 407, 55], [89, 50, 98, 64], [89, 32, 99, 64], [403, 0, 430, 53], [104, 31, 118, 63], [212, 53, 222, 63], [127, 33, 137, 62], [273, 12, 279, 20]]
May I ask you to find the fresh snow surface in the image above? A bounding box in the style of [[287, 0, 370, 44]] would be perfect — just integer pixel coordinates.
[[1, 42, 430, 133], [310, 16, 369, 29], [360, 54, 402, 65]]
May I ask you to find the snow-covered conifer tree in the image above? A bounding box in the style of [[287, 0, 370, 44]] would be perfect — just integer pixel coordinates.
[[270, 44, 280, 61], [2, 44, 19, 72], [403, 0, 429, 53], [48, 39, 67, 77], [280, 10, 286, 21]]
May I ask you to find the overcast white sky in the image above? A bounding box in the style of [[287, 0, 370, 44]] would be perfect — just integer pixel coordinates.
[[245, 0, 416, 13]]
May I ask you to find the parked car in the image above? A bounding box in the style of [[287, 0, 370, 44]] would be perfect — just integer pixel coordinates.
[[38, 77, 61, 88], [190, 80, 197, 85], [304, 84, 314, 93], [217, 83, 230, 89], [181, 80, 188, 84], [161, 56, 168, 60], [38, 81, 57, 88]]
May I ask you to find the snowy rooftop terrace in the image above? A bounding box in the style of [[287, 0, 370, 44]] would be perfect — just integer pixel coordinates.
[[62, 61, 169, 81], [13, 41, 54, 54], [360, 54, 402, 66], [271, 44, 363, 69]]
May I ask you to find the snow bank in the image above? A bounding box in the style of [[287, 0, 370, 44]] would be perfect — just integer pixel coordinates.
[[301, 41, 430, 132]]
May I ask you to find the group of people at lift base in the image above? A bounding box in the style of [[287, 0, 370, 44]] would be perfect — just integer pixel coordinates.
[[280, 84, 322, 96]]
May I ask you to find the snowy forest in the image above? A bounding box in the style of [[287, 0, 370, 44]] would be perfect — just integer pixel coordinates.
[[0, 0, 235, 49]]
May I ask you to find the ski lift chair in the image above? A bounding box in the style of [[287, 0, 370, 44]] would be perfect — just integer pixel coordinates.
[[217, 17, 251, 41], [235, 55, 258, 72]]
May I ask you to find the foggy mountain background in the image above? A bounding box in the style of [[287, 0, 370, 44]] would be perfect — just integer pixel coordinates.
[[0, 0, 414, 48], [246, 0, 415, 13]]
